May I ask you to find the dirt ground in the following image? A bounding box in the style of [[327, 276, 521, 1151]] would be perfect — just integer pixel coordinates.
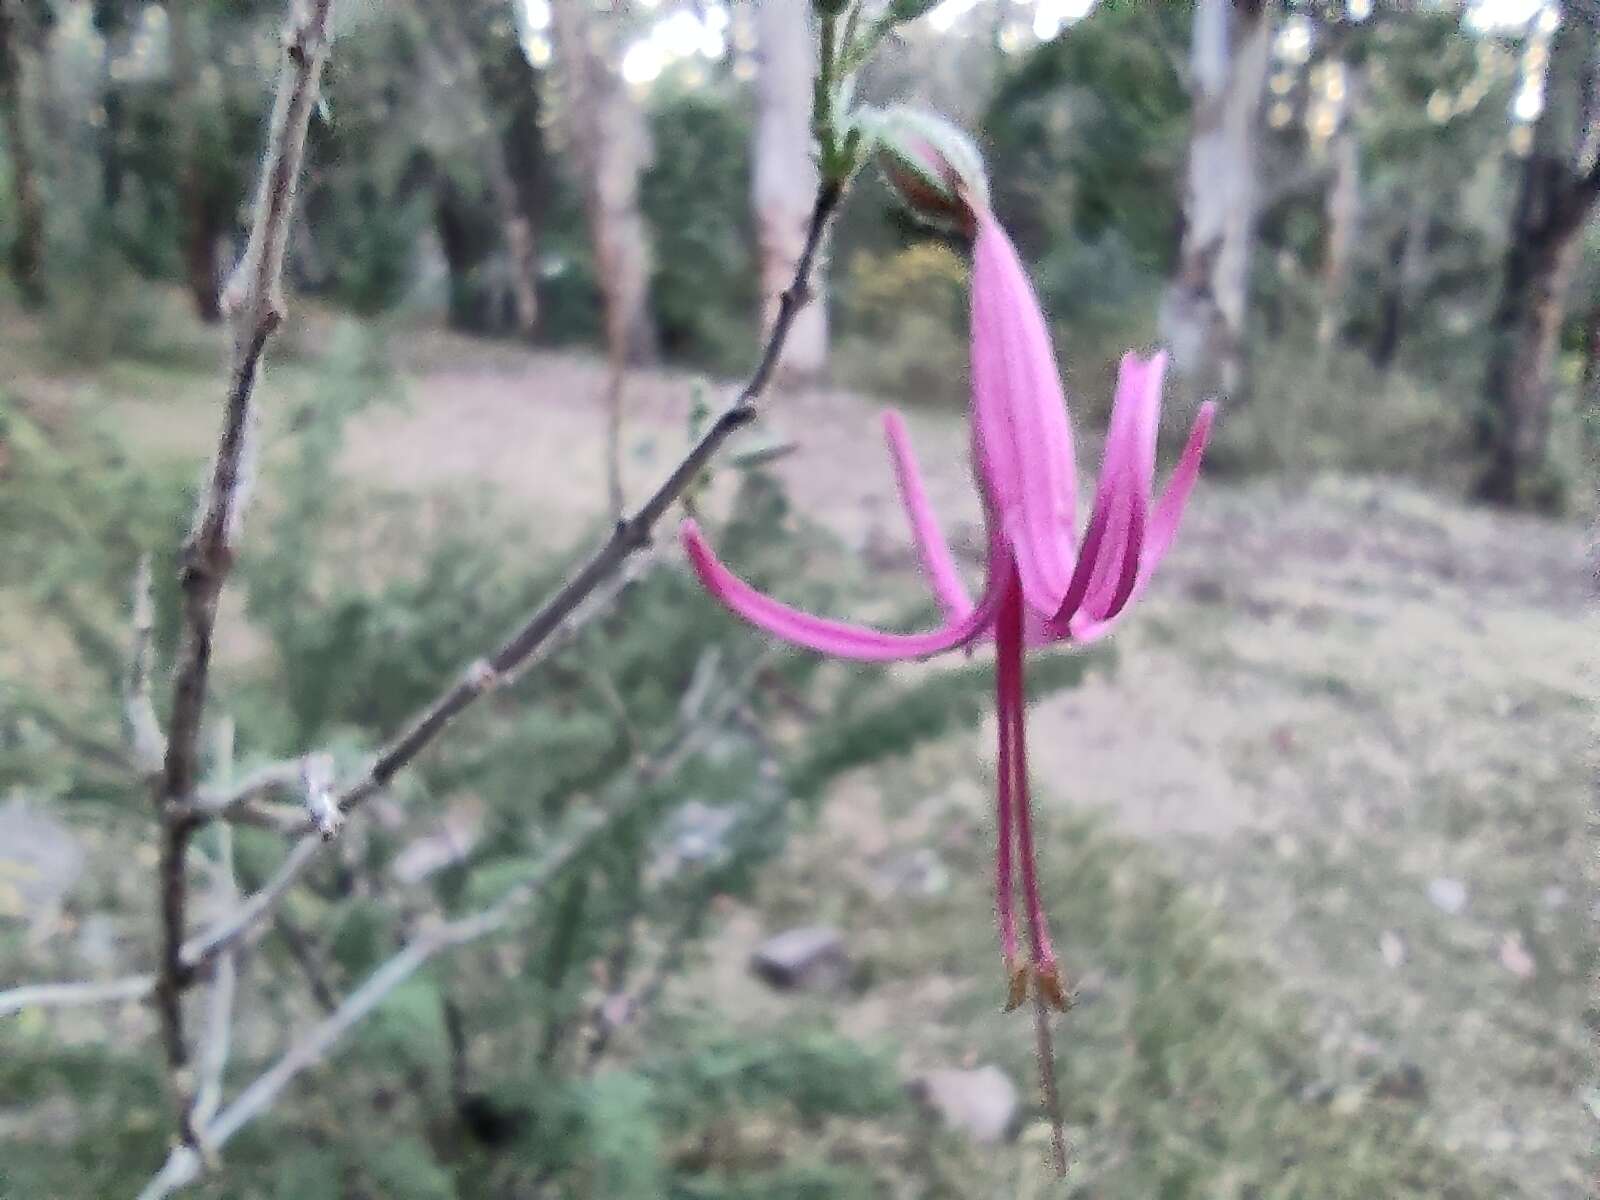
[[332, 337, 1595, 1196], [11, 313, 1595, 1193]]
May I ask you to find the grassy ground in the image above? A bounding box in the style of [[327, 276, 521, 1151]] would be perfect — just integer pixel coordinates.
[[1, 292, 1592, 1195]]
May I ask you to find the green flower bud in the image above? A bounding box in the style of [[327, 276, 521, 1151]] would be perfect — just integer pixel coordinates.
[[866, 106, 990, 234]]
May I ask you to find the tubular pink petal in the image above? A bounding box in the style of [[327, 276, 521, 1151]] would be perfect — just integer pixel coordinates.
[[883, 410, 974, 618], [680, 520, 1001, 662], [1073, 356, 1158, 619], [1140, 399, 1216, 574], [1041, 352, 1150, 629], [1063, 399, 1216, 643], [970, 211, 1079, 613], [1080, 351, 1163, 620]]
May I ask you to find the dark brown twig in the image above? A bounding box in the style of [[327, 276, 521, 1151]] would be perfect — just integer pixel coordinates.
[[152, 0, 337, 1116], [135, 654, 762, 1199]]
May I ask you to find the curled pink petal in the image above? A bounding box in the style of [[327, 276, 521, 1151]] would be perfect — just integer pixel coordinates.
[[1140, 399, 1216, 575], [883, 410, 974, 618], [1066, 399, 1216, 642], [680, 520, 1001, 662], [1080, 351, 1164, 621]]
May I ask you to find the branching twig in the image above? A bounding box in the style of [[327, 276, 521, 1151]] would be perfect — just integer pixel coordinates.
[[150, 0, 337, 1103], [1, 176, 839, 1029], [159, 180, 839, 969], [0, 975, 155, 1017], [135, 657, 762, 1198]]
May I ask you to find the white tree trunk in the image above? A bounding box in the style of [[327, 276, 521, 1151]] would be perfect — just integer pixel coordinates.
[[1161, 0, 1273, 399], [752, 0, 826, 383], [552, 0, 655, 365], [552, 0, 656, 516]]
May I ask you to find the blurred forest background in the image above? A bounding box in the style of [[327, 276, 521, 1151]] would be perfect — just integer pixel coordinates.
[[0, 0, 1594, 1197]]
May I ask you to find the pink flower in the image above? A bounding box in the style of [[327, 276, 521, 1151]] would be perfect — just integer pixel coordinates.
[[681, 210, 1214, 1010]]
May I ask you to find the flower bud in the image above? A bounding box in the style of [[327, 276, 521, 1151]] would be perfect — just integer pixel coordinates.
[[867, 106, 990, 234]]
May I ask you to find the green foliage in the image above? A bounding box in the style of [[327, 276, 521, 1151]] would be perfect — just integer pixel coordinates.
[[1209, 343, 1472, 481], [837, 240, 969, 407], [986, 2, 1189, 270], [642, 86, 759, 373], [36, 222, 166, 367]]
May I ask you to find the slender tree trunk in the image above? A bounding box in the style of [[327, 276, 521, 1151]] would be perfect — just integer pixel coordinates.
[[1317, 70, 1360, 352], [168, 0, 223, 322], [552, 0, 656, 517], [1370, 197, 1427, 371], [752, 0, 826, 383], [434, 173, 494, 333], [0, 0, 46, 306], [1161, 0, 1274, 400], [551, 0, 654, 364], [1476, 3, 1600, 506], [429, 0, 540, 339]]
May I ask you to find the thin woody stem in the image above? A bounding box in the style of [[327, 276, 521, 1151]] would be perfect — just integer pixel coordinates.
[[0, 180, 849, 1025], [152, 0, 337, 1112]]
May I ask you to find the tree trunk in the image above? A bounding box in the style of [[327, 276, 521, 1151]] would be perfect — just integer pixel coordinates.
[[1317, 70, 1360, 352], [551, 0, 656, 367], [168, 0, 223, 323], [1369, 197, 1427, 372], [0, 0, 46, 306], [1476, 3, 1600, 507], [91, 0, 126, 206], [429, 0, 541, 339], [435, 175, 486, 332], [752, 0, 826, 383], [1160, 0, 1274, 400], [552, 0, 656, 517]]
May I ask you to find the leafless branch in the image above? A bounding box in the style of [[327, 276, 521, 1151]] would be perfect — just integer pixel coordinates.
[[136, 658, 760, 1198], [0, 975, 154, 1017], [151, 0, 337, 1097], [152, 180, 837, 966]]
